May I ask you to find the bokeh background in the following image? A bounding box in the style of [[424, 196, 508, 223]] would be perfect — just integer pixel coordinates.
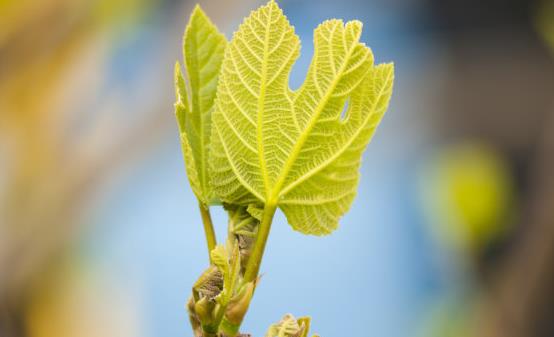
[[1, 0, 554, 336]]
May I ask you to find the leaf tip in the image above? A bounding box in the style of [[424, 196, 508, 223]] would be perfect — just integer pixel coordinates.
[[346, 19, 363, 30], [263, 0, 285, 15], [186, 3, 213, 38], [345, 19, 363, 41], [377, 62, 395, 80], [191, 3, 206, 19]]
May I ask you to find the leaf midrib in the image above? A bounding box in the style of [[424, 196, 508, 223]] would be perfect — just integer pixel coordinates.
[[256, 3, 273, 199], [269, 34, 364, 203], [280, 66, 391, 198], [189, 19, 209, 198]]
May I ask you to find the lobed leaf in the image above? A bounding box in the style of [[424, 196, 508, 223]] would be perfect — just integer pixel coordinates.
[[210, 0, 394, 235]]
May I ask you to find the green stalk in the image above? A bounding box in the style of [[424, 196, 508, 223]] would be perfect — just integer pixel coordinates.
[[243, 202, 277, 283], [213, 203, 277, 336], [202, 328, 217, 337], [198, 201, 217, 262]]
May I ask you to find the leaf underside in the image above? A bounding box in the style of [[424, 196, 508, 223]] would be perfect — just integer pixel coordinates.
[[175, 5, 227, 204], [265, 314, 306, 337], [210, 0, 394, 235]]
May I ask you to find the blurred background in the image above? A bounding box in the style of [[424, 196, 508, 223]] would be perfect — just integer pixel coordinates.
[[1, 0, 553, 336]]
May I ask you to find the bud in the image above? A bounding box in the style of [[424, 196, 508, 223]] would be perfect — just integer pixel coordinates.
[[193, 265, 223, 300], [194, 297, 216, 324], [237, 234, 255, 269], [265, 314, 316, 337], [225, 281, 255, 325], [186, 296, 201, 334], [225, 204, 260, 271], [219, 281, 256, 337], [296, 316, 311, 337]]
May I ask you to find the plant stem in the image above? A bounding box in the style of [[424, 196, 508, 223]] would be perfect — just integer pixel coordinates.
[[198, 201, 217, 262], [243, 202, 277, 283], [219, 204, 276, 335], [203, 330, 217, 337]]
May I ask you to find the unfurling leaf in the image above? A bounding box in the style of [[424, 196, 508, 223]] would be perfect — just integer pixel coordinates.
[[265, 314, 309, 337], [210, 0, 394, 235], [224, 281, 255, 325], [175, 4, 227, 204], [219, 281, 256, 336], [226, 204, 261, 269], [296, 317, 311, 337], [192, 265, 223, 300], [210, 244, 241, 303], [194, 297, 217, 325], [210, 245, 230, 278], [246, 204, 264, 221]]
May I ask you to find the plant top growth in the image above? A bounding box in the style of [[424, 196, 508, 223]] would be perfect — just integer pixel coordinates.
[[174, 1, 394, 335]]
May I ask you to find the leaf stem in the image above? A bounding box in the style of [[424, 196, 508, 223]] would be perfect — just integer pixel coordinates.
[[243, 202, 277, 283], [198, 201, 217, 262]]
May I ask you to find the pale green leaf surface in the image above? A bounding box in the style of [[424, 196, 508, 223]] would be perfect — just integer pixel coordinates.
[[175, 5, 227, 204], [175, 65, 202, 198], [280, 63, 394, 234], [210, 0, 394, 235], [246, 204, 264, 221], [296, 316, 311, 337], [210, 245, 229, 279], [265, 314, 303, 337]]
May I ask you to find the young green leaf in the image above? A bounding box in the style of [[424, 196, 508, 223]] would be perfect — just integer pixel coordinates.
[[175, 4, 227, 204], [210, 0, 394, 235], [296, 317, 311, 337], [210, 245, 230, 280], [265, 314, 306, 337]]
